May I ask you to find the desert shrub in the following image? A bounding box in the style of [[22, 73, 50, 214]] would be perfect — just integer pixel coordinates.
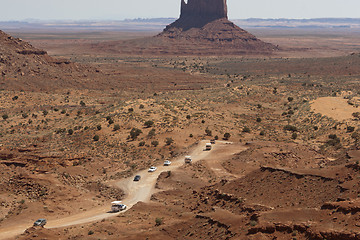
[[42, 110, 48, 116], [108, 118, 114, 125], [284, 125, 298, 132], [189, 134, 193, 138], [139, 104, 144, 109], [88, 230, 94, 235], [2, 114, 9, 120], [93, 135, 100, 141], [128, 108, 134, 112], [144, 120, 154, 128], [214, 135, 219, 140], [106, 116, 112, 121], [84, 126, 89, 130], [165, 138, 174, 145], [22, 113, 28, 118], [139, 141, 145, 147], [97, 125, 102, 131], [113, 124, 120, 131], [148, 128, 156, 138], [68, 129, 73, 135], [313, 126, 318, 130], [288, 110, 294, 115], [256, 117, 262, 123], [249, 220, 257, 227], [353, 112, 360, 119], [129, 128, 142, 140], [257, 104, 262, 108], [155, 218, 163, 226], [201, 120, 205, 124], [151, 140, 159, 147], [260, 130, 265, 136], [61, 110, 66, 114], [243, 127, 251, 133], [288, 97, 294, 102], [292, 133, 298, 140], [328, 134, 338, 140], [347, 126, 355, 133], [54, 108, 59, 112], [223, 132, 231, 140], [80, 100, 86, 106], [326, 134, 341, 147], [12, 96, 18, 101], [205, 129, 212, 136], [186, 115, 191, 119]]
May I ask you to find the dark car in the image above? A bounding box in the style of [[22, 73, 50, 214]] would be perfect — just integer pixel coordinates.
[[33, 218, 47, 227], [133, 175, 141, 181]]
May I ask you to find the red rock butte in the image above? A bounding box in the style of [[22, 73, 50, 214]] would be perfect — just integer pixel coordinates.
[[154, 0, 277, 55], [93, 0, 278, 56]]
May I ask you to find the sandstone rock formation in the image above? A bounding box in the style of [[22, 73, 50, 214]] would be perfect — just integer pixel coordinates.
[[175, 0, 228, 30], [154, 0, 277, 55]]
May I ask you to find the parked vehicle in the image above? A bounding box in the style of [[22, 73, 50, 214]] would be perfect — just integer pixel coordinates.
[[164, 160, 171, 166], [111, 201, 127, 212], [185, 156, 192, 163], [148, 166, 157, 172], [33, 218, 47, 227], [210, 139, 216, 144], [133, 175, 141, 181], [205, 143, 212, 150]]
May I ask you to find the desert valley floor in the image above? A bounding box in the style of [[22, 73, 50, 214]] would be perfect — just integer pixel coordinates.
[[0, 26, 360, 240]]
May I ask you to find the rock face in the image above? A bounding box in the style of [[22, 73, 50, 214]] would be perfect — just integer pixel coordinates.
[[155, 0, 277, 55], [177, 0, 227, 29]]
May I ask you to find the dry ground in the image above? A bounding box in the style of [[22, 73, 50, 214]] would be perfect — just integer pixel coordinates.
[[0, 28, 360, 239]]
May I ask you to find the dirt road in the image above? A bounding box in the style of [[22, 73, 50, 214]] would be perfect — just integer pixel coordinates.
[[0, 141, 241, 239]]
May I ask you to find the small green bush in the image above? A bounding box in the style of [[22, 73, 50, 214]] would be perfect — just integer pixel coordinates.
[[205, 129, 212, 136], [68, 129, 73, 135], [93, 135, 100, 141], [129, 128, 142, 140], [2, 114, 9, 120], [144, 120, 154, 128], [165, 138, 174, 146], [223, 132, 231, 140], [243, 127, 251, 133], [151, 140, 159, 147], [148, 129, 156, 138], [284, 125, 298, 132], [155, 218, 163, 226], [113, 124, 120, 131]]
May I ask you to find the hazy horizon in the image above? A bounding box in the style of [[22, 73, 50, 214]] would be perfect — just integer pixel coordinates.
[[0, 0, 359, 21]]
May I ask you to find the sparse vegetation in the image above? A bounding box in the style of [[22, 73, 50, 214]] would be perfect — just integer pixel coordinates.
[[223, 132, 231, 140], [144, 120, 154, 128], [129, 128, 142, 140]]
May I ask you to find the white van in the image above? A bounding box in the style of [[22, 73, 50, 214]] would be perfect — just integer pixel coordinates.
[[111, 201, 127, 212], [205, 143, 212, 150]]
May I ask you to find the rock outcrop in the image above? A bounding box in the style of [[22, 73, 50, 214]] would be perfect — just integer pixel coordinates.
[[155, 0, 277, 55], [173, 0, 227, 30]]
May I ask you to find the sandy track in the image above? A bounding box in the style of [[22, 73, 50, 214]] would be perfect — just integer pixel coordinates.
[[0, 140, 238, 239]]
